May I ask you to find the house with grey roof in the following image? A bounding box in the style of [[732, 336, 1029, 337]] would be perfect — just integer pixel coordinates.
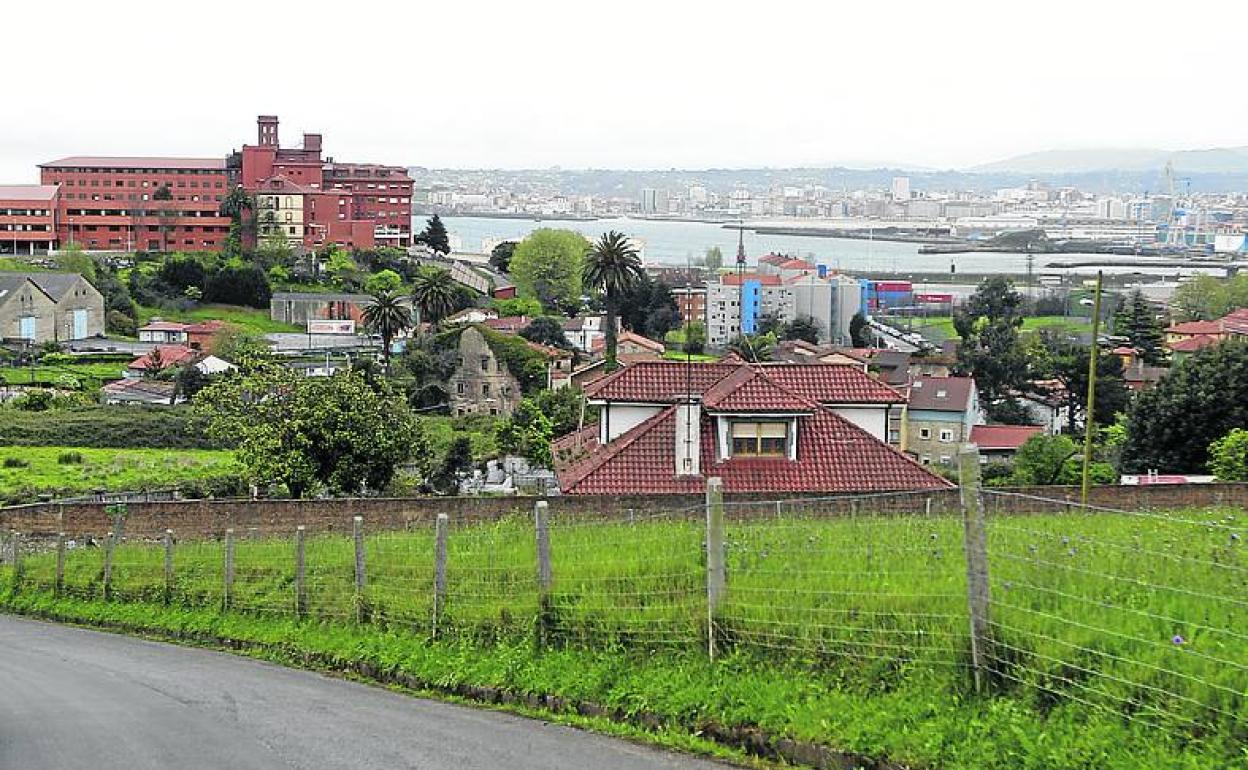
[[0, 271, 104, 343]]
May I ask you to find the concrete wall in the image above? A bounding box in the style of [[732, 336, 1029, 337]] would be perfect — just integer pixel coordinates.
[[4, 483, 1247, 542]]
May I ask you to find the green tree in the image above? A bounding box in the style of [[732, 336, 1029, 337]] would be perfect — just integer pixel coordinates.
[[519, 316, 573, 350], [364, 269, 404, 295], [683, 321, 707, 355], [1170, 273, 1248, 321], [1010, 433, 1080, 485], [704, 245, 723, 271], [955, 277, 1028, 420], [849, 312, 871, 348], [159, 255, 207, 294], [415, 214, 451, 254], [493, 296, 543, 317], [530, 386, 593, 437], [509, 229, 588, 313], [194, 367, 419, 497], [323, 248, 362, 290], [427, 436, 472, 494], [584, 230, 645, 371], [489, 240, 517, 273], [496, 399, 554, 467], [1208, 428, 1248, 481], [783, 315, 821, 344], [728, 332, 776, 363], [152, 184, 176, 252], [1030, 332, 1130, 435], [410, 266, 461, 325], [1122, 340, 1248, 473], [204, 264, 271, 308], [361, 289, 414, 370], [1113, 289, 1166, 364]]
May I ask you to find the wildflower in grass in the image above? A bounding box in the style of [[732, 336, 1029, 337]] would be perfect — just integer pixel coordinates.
[[1172, 635, 1185, 646]]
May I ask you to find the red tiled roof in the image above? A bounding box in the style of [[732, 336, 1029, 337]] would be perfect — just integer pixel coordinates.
[[40, 156, 226, 170], [186, 320, 227, 334], [525, 340, 572, 358], [758, 253, 788, 265], [1110, 346, 1137, 356], [702, 367, 817, 413], [128, 345, 199, 370], [585, 361, 904, 405], [1166, 320, 1222, 335], [616, 331, 665, 353], [140, 321, 189, 332], [778, 259, 815, 270], [970, 424, 1044, 451], [483, 316, 528, 332], [558, 405, 950, 495], [1222, 308, 1248, 335], [720, 273, 782, 286], [1167, 334, 1219, 353], [257, 174, 312, 194], [907, 376, 975, 412]]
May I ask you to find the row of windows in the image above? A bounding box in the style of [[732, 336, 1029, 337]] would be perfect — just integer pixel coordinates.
[[51, 167, 222, 175], [917, 427, 957, 442], [64, 208, 224, 218], [62, 179, 224, 189], [0, 224, 52, 232], [454, 380, 513, 398], [72, 224, 229, 234], [68, 193, 223, 203], [0, 209, 51, 216]]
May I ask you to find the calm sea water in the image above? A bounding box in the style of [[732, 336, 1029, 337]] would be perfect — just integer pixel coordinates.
[[435, 215, 1040, 275]]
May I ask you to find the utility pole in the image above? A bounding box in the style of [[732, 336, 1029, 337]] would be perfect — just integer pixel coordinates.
[[1080, 271, 1103, 505]]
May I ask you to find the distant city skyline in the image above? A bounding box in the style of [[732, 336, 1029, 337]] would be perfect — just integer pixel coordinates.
[[4, 1, 1247, 182]]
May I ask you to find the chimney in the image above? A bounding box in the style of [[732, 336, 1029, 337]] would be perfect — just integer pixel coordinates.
[[302, 133, 322, 155], [674, 399, 701, 477], [257, 115, 279, 147]]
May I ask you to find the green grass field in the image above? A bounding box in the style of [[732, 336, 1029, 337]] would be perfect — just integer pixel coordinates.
[[907, 315, 1095, 343], [136, 304, 299, 335], [5, 502, 1242, 769], [0, 446, 241, 504], [0, 360, 128, 387]]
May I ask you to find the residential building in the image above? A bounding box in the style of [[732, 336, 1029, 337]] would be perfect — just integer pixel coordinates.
[[891, 177, 911, 201], [562, 316, 605, 353], [705, 273, 790, 347], [903, 376, 984, 467], [970, 424, 1044, 462], [238, 116, 413, 250], [39, 156, 233, 252], [0, 185, 59, 254], [670, 284, 707, 324], [0, 271, 104, 343], [615, 331, 665, 361], [556, 361, 945, 495], [102, 378, 180, 406], [137, 319, 225, 350], [253, 175, 308, 245], [447, 326, 525, 417], [124, 345, 234, 378]]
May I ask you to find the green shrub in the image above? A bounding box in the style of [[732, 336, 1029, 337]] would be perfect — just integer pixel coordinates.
[[2, 457, 30, 468], [56, 451, 85, 465], [0, 406, 231, 450]]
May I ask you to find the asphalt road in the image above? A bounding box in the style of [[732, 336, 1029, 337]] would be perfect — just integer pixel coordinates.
[[0, 615, 727, 769]]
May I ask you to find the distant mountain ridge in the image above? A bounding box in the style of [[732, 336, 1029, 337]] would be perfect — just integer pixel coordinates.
[[972, 146, 1248, 174]]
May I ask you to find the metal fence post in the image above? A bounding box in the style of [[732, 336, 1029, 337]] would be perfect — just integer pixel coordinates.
[[223, 528, 235, 611], [353, 516, 367, 623], [163, 529, 174, 605], [705, 477, 726, 661], [432, 513, 448, 638], [534, 500, 553, 647], [958, 444, 993, 693], [54, 533, 66, 597], [294, 526, 307, 619], [102, 530, 114, 600]]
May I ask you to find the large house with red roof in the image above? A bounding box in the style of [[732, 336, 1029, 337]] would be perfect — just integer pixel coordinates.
[[555, 361, 949, 495]]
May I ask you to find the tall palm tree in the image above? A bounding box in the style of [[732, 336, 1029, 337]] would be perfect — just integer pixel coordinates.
[[410, 266, 461, 326], [584, 231, 644, 371], [362, 289, 413, 371]]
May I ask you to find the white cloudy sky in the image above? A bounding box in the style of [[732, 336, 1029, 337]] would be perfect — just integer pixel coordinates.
[[2, 0, 1244, 181]]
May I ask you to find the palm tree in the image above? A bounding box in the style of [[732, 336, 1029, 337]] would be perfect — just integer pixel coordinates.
[[362, 289, 413, 371], [410, 266, 461, 326], [584, 231, 644, 371]]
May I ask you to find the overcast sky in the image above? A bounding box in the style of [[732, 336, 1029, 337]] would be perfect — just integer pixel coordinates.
[[3, 0, 1245, 182]]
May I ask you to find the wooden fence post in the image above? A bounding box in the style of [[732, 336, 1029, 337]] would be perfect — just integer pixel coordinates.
[[705, 477, 726, 661], [163, 529, 174, 605], [10, 532, 22, 585], [102, 530, 115, 600], [54, 533, 66, 597], [353, 516, 367, 623], [294, 526, 307, 619], [432, 513, 448, 638], [223, 528, 235, 611], [534, 500, 552, 647], [958, 444, 993, 693]]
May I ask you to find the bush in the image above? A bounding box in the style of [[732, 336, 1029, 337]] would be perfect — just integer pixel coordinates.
[[56, 451, 85, 465], [2, 457, 29, 468], [0, 406, 231, 450]]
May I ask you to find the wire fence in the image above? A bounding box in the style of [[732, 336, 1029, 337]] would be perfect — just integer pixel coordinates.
[[1, 448, 1244, 742]]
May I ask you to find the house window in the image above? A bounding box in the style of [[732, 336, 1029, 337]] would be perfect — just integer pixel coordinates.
[[730, 421, 788, 457], [480, 356, 489, 372], [919, 427, 931, 440], [939, 429, 954, 443], [482, 383, 490, 397], [939, 455, 952, 465], [456, 382, 464, 395]]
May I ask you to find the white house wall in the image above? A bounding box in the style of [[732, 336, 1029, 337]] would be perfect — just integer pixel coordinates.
[[600, 404, 663, 443], [829, 405, 888, 442]]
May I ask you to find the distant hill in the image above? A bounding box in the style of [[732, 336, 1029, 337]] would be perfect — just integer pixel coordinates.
[[973, 146, 1248, 174]]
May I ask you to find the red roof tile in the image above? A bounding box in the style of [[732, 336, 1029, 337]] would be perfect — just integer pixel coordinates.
[[40, 156, 226, 170], [970, 424, 1044, 451], [128, 345, 199, 370], [559, 405, 950, 495], [702, 367, 817, 413], [585, 361, 904, 405], [1166, 320, 1223, 335], [1168, 334, 1219, 353], [0, 185, 58, 201], [720, 273, 782, 286]]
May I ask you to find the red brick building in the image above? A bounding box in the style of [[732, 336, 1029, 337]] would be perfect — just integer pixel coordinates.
[[38, 157, 232, 251], [0, 185, 59, 254], [238, 116, 413, 250]]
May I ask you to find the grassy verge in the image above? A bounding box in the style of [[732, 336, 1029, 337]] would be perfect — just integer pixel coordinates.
[[136, 304, 300, 335], [0, 360, 128, 386], [0, 446, 242, 504], [905, 315, 1094, 344], [0, 405, 227, 450], [0, 587, 1236, 770]]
